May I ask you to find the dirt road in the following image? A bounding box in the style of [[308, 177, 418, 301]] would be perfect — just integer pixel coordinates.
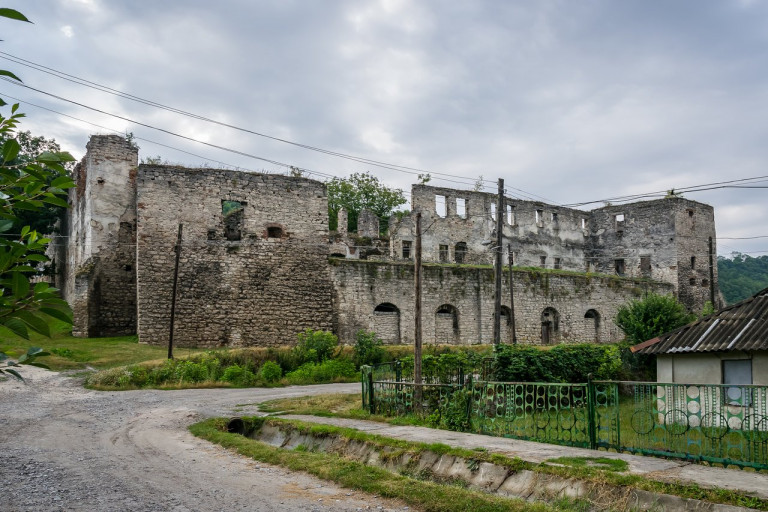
[[0, 368, 412, 511]]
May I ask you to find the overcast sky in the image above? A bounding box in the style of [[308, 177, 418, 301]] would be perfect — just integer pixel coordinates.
[[2, 0, 767, 256]]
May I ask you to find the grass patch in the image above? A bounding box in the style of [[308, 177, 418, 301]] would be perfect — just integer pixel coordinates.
[[547, 457, 628, 473], [189, 417, 552, 512], [0, 320, 203, 371]]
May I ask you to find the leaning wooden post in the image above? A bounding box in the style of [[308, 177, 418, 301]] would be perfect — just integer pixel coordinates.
[[493, 178, 504, 345], [168, 223, 183, 360], [414, 211, 423, 409]]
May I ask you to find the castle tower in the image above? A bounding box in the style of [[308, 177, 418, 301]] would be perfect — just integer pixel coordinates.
[[61, 135, 139, 336]]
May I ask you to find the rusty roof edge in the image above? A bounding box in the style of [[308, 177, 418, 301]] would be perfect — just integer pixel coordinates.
[[632, 286, 768, 355], [630, 336, 662, 353]]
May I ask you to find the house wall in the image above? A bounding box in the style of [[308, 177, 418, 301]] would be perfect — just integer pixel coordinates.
[[135, 166, 334, 347], [658, 351, 768, 385], [331, 259, 673, 346]]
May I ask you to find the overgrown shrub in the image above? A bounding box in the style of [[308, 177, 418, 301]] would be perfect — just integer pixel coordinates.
[[221, 364, 257, 387], [260, 361, 283, 383], [173, 360, 209, 383], [353, 330, 386, 368], [493, 344, 623, 383], [293, 329, 339, 364], [284, 359, 356, 385], [616, 293, 696, 345]]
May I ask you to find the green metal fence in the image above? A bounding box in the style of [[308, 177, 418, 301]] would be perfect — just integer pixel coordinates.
[[361, 363, 768, 470]]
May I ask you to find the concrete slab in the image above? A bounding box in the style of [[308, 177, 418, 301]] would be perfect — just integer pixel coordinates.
[[284, 414, 768, 500]]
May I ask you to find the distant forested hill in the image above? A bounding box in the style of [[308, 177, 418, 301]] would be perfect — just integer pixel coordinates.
[[718, 252, 768, 304]]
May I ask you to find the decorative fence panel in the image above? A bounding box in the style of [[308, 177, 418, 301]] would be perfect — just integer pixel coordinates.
[[361, 363, 768, 470], [608, 381, 768, 470], [468, 381, 592, 448]]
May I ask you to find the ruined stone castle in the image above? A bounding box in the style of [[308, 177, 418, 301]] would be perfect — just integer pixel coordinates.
[[54, 135, 719, 347]]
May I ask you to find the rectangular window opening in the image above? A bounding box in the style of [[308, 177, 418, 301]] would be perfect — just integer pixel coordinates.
[[536, 209, 544, 225], [402, 240, 412, 259], [640, 256, 651, 277], [691, 256, 696, 269], [552, 212, 559, 223], [456, 198, 467, 218], [435, 195, 447, 217], [615, 258, 625, 276], [439, 244, 449, 262], [581, 218, 587, 230], [540, 255, 547, 267], [554, 257, 562, 270], [490, 203, 497, 221], [506, 205, 514, 225], [222, 200, 245, 241]]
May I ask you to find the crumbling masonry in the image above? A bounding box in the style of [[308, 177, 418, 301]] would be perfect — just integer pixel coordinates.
[[55, 135, 718, 347]]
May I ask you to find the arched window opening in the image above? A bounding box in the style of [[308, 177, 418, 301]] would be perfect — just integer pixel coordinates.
[[435, 304, 459, 344], [500, 306, 512, 326], [267, 226, 283, 238], [500, 305, 513, 343], [584, 309, 600, 343], [541, 307, 560, 345], [455, 242, 467, 264], [373, 303, 400, 344]]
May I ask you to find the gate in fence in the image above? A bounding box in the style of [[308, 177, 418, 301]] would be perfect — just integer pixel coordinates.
[[361, 363, 768, 470]]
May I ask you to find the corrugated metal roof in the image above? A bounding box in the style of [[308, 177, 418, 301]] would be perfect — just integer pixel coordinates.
[[632, 287, 768, 354]]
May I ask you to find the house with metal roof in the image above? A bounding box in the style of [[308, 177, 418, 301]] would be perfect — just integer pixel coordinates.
[[632, 287, 768, 388]]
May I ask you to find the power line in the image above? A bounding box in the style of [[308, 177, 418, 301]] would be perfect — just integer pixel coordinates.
[[563, 175, 768, 208], [0, 52, 558, 201], [3, 80, 510, 194]]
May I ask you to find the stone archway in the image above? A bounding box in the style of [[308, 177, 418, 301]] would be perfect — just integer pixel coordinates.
[[373, 303, 400, 344]]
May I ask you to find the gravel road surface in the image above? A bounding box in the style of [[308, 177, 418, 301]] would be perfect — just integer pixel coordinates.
[[0, 368, 413, 512]]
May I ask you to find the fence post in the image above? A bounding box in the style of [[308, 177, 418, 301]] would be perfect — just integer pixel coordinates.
[[368, 368, 375, 414], [587, 374, 597, 450], [361, 366, 367, 409], [465, 374, 473, 427], [395, 360, 402, 383]]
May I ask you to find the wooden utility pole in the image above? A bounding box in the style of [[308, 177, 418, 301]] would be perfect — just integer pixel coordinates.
[[168, 223, 183, 360], [508, 243, 518, 344], [708, 236, 716, 307], [493, 179, 504, 345], [414, 211, 423, 403]]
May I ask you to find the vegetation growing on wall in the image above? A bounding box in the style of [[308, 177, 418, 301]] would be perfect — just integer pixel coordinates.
[[326, 172, 406, 233]]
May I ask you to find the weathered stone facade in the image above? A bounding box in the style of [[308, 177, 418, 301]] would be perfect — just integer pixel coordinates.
[[59, 135, 138, 337], [58, 135, 718, 347], [134, 166, 334, 346], [389, 185, 718, 313], [332, 259, 672, 346]]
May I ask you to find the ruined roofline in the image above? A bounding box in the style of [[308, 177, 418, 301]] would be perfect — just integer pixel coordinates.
[[590, 195, 714, 213], [137, 163, 325, 187], [410, 183, 587, 216], [410, 183, 713, 213]]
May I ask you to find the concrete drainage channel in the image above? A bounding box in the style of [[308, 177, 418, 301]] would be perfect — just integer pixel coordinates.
[[226, 418, 756, 512]]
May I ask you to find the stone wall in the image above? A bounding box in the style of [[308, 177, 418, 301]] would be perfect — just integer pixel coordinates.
[[331, 259, 674, 346], [390, 185, 717, 313], [61, 135, 138, 337], [390, 185, 591, 268], [135, 166, 334, 347], [591, 198, 719, 311]]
